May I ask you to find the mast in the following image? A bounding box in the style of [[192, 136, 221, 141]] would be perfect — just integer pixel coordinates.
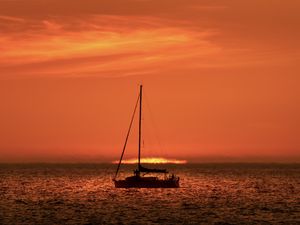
[[138, 85, 143, 170]]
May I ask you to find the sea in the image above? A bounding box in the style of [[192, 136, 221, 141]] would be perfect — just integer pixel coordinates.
[[0, 163, 299, 225]]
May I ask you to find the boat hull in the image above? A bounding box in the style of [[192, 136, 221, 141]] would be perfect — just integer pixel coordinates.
[[114, 179, 179, 188]]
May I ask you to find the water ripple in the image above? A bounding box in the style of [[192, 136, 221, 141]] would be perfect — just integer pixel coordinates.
[[0, 164, 299, 224]]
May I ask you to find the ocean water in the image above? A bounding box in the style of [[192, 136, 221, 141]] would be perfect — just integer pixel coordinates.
[[0, 163, 299, 225]]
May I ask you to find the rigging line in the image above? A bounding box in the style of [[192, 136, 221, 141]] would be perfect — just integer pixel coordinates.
[[143, 90, 166, 155], [114, 93, 140, 180]]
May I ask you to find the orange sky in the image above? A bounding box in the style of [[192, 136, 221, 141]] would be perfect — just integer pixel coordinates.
[[0, 0, 299, 162]]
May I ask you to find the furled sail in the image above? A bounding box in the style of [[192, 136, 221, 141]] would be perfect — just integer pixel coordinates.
[[139, 165, 167, 173]]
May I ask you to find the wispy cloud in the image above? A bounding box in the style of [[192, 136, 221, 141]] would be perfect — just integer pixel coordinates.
[[1, 0, 298, 79], [0, 15, 25, 23], [0, 15, 220, 78]]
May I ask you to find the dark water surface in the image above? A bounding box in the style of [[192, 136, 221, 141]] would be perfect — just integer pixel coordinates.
[[0, 163, 299, 224]]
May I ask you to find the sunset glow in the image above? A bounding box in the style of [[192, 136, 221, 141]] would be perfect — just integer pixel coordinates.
[[0, 0, 299, 163], [1, 1, 299, 224], [113, 157, 187, 164]]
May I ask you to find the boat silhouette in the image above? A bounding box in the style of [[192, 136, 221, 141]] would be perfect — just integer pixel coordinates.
[[113, 85, 180, 188]]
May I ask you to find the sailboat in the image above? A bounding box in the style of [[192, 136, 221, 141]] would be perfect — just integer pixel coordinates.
[[113, 85, 180, 188]]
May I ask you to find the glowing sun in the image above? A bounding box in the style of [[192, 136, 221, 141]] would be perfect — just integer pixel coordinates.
[[112, 157, 187, 164]]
